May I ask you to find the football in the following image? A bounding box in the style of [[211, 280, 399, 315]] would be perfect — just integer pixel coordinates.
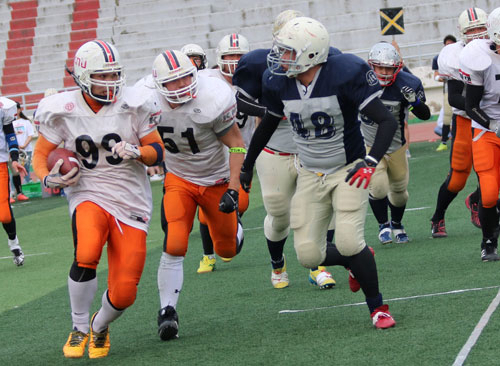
[[47, 148, 80, 175]]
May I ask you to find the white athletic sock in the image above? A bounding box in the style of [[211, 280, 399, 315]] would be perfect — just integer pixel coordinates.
[[68, 277, 97, 334], [157, 252, 184, 309], [92, 290, 124, 333], [7, 236, 20, 251]]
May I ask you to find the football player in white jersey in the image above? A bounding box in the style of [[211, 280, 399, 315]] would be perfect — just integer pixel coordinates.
[[431, 7, 489, 238], [194, 33, 254, 273], [232, 10, 338, 290], [0, 97, 27, 266], [33, 40, 164, 359], [363, 42, 430, 245], [240, 17, 398, 328], [181, 43, 208, 70], [460, 7, 500, 261], [141, 50, 245, 341]]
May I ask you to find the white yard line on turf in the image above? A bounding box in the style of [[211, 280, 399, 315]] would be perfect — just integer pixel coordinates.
[[0, 252, 50, 260], [279, 285, 500, 314], [452, 288, 500, 366]]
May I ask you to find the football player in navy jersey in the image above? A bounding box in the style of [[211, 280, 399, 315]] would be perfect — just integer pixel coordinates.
[[362, 42, 430, 245], [232, 11, 342, 289], [240, 17, 398, 328]]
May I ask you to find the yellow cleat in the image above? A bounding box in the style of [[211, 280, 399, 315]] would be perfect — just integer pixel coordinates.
[[271, 255, 289, 289], [436, 142, 448, 152], [88, 313, 110, 359], [197, 255, 216, 273], [309, 266, 336, 289], [220, 257, 233, 262], [63, 330, 88, 358]]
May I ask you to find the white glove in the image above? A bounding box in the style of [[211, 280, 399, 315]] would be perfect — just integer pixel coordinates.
[[401, 86, 417, 104], [43, 159, 81, 189], [112, 141, 141, 160], [488, 119, 500, 138]]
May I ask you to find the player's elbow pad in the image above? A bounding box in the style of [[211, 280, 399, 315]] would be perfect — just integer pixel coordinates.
[[236, 91, 266, 117]]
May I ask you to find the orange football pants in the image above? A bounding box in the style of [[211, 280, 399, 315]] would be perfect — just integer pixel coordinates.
[[472, 130, 500, 208], [72, 201, 147, 309], [162, 172, 239, 258], [0, 163, 13, 223], [447, 115, 473, 193]]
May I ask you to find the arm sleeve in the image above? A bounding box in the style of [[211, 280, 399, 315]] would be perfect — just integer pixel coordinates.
[[3, 123, 19, 161], [138, 129, 165, 166], [360, 98, 398, 161], [447, 79, 466, 111], [32, 134, 58, 180], [242, 112, 282, 171], [465, 84, 491, 128]]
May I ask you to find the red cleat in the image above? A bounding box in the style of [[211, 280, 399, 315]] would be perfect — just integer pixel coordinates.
[[17, 193, 29, 201], [431, 219, 447, 238], [347, 246, 375, 292], [9, 197, 15, 204], [465, 193, 481, 228], [371, 304, 396, 329]]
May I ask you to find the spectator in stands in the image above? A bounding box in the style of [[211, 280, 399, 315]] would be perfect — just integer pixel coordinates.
[[433, 35, 457, 151], [9, 102, 32, 202], [0, 96, 27, 266], [13, 102, 35, 183]]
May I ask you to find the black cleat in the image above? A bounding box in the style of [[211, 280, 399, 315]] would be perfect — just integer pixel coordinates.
[[157, 306, 179, 341], [481, 239, 499, 262]]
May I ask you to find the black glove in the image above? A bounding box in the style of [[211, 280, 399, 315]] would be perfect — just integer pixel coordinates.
[[345, 156, 378, 189], [219, 189, 239, 213], [239, 167, 253, 193]]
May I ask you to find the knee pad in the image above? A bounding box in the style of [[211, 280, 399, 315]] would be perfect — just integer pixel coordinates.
[[295, 243, 324, 269], [69, 261, 97, 282], [263, 192, 290, 218], [388, 190, 408, 208], [335, 222, 364, 257], [264, 214, 290, 242], [369, 175, 389, 200]]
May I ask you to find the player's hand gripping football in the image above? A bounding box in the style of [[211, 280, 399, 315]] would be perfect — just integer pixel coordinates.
[[112, 141, 141, 160], [345, 156, 378, 189], [44, 159, 81, 189], [219, 189, 239, 213], [239, 166, 253, 193]]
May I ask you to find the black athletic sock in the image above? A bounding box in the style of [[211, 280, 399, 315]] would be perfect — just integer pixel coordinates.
[[3, 218, 16, 240], [469, 186, 480, 205], [366, 293, 383, 313], [369, 195, 389, 225], [431, 183, 458, 222], [479, 204, 499, 239], [267, 237, 287, 265], [348, 246, 379, 299], [326, 229, 335, 243], [320, 243, 349, 267], [12, 175, 22, 195], [199, 223, 214, 256], [441, 124, 450, 143], [389, 201, 406, 225]]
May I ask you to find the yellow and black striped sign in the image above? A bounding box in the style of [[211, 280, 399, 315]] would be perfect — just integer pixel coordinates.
[[380, 7, 405, 35]]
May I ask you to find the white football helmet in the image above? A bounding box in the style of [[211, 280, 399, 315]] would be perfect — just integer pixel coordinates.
[[487, 7, 500, 45], [72, 40, 125, 103], [272, 9, 304, 37], [216, 33, 250, 77], [367, 42, 403, 86], [458, 8, 488, 43], [267, 17, 329, 77], [152, 49, 198, 104], [181, 43, 207, 70]]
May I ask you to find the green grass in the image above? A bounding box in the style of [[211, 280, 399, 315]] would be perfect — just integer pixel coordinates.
[[1, 141, 498, 365]]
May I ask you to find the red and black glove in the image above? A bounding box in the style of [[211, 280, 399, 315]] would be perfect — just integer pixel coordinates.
[[345, 156, 378, 189]]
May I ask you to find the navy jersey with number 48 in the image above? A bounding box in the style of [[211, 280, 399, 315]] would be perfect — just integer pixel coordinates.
[[262, 53, 382, 175]]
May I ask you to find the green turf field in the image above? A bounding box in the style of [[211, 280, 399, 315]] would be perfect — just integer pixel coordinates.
[[1, 141, 498, 366]]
